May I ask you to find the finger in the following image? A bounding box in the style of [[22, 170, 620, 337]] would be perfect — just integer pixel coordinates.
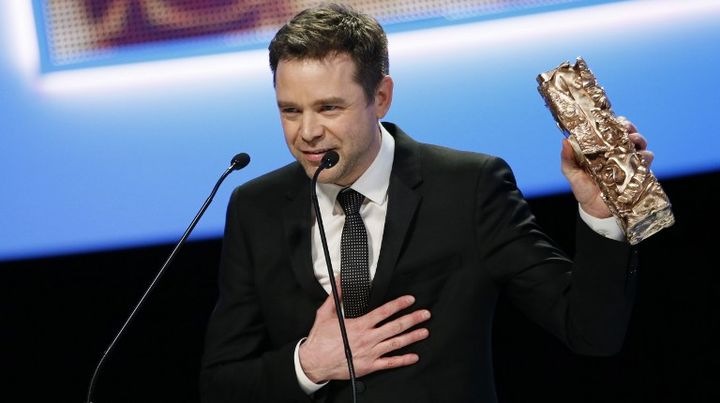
[[617, 115, 638, 133], [371, 353, 420, 372], [628, 132, 648, 151], [638, 150, 654, 167], [375, 327, 429, 356], [365, 295, 417, 326], [332, 275, 342, 299], [374, 309, 431, 341]]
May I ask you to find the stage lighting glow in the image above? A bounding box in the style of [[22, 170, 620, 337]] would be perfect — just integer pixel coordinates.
[[38, 49, 269, 95]]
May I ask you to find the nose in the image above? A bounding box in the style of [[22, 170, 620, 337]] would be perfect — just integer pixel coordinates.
[[299, 112, 323, 143]]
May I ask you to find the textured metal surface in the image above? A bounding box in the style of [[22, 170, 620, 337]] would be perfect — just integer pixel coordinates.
[[537, 57, 674, 244]]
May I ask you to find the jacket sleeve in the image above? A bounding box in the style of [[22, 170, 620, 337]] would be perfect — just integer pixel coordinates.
[[200, 187, 312, 403], [475, 157, 638, 356]]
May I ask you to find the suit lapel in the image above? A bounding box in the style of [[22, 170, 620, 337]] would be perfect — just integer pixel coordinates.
[[369, 123, 423, 308], [282, 166, 328, 301]]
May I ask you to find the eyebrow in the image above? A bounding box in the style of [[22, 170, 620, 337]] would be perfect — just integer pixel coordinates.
[[313, 97, 345, 106], [277, 97, 346, 109]]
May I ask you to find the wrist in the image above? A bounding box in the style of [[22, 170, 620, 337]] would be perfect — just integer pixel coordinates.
[[298, 339, 327, 384], [294, 338, 328, 394], [579, 200, 612, 219]]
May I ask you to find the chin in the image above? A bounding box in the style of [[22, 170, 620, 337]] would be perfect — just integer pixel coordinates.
[[316, 173, 335, 184], [319, 170, 345, 185]]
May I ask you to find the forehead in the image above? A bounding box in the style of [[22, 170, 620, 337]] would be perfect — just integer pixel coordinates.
[[277, 53, 356, 78], [275, 54, 362, 100]]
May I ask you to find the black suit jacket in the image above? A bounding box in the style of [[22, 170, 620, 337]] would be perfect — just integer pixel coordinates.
[[200, 123, 637, 403]]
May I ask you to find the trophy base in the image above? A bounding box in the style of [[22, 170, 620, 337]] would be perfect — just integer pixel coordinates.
[[625, 203, 675, 245]]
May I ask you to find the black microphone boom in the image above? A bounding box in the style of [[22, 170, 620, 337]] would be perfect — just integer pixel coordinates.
[[310, 151, 359, 403], [85, 152, 250, 403]]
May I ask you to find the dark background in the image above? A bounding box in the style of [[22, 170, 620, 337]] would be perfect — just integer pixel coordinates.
[[2, 171, 717, 403]]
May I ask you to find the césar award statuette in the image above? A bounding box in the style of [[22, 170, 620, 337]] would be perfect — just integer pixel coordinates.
[[537, 57, 674, 245]]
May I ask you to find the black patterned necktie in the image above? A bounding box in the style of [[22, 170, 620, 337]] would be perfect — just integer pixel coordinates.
[[337, 188, 370, 318]]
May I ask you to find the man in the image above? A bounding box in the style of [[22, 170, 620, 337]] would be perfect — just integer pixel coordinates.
[[201, 4, 650, 402]]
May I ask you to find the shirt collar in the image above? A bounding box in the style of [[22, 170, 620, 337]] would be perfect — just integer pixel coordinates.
[[316, 123, 395, 213]]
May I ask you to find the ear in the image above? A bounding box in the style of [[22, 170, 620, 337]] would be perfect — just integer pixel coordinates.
[[374, 75, 394, 119]]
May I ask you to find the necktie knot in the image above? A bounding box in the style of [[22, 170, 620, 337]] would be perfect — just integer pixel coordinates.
[[338, 188, 364, 215]]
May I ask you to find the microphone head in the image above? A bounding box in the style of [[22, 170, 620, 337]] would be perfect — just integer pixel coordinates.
[[321, 151, 340, 169], [230, 153, 251, 170]]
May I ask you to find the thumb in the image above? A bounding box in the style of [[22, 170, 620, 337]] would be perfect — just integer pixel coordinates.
[[561, 138, 582, 176], [317, 276, 342, 318], [561, 138, 576, 164]]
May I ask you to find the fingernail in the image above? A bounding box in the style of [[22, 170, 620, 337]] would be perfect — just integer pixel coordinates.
[[406, 295, 415, 304], [423, 310, 431, 319]]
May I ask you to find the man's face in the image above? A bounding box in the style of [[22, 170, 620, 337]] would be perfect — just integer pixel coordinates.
[[275, 53, 392, 186]]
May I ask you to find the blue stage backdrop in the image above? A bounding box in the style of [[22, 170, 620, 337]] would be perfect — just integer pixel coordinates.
[[1, 0, 718, 261]]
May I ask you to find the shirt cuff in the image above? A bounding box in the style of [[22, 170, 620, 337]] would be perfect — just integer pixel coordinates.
[[578, 204, 625, 242], [294, 338, 329, 395]]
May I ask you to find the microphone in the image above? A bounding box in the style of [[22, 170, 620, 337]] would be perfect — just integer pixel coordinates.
[[320, 150, 339, 169], [231, 153, 251, 170], [85, 153, 250, 403], [309, 151, 359, 403]]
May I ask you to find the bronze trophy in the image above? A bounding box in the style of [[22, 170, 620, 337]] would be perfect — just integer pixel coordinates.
[[537, 57, 674, 244]]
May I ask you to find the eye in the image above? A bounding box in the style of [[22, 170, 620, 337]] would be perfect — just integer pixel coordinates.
[[321, 105, 339, 112]]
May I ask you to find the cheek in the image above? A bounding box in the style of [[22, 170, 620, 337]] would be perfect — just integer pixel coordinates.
[[282, 125, 297, 147]]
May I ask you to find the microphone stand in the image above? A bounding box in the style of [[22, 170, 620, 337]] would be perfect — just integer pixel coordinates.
[[85, 153, 250, 403], [309, 151, 358, 403]]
